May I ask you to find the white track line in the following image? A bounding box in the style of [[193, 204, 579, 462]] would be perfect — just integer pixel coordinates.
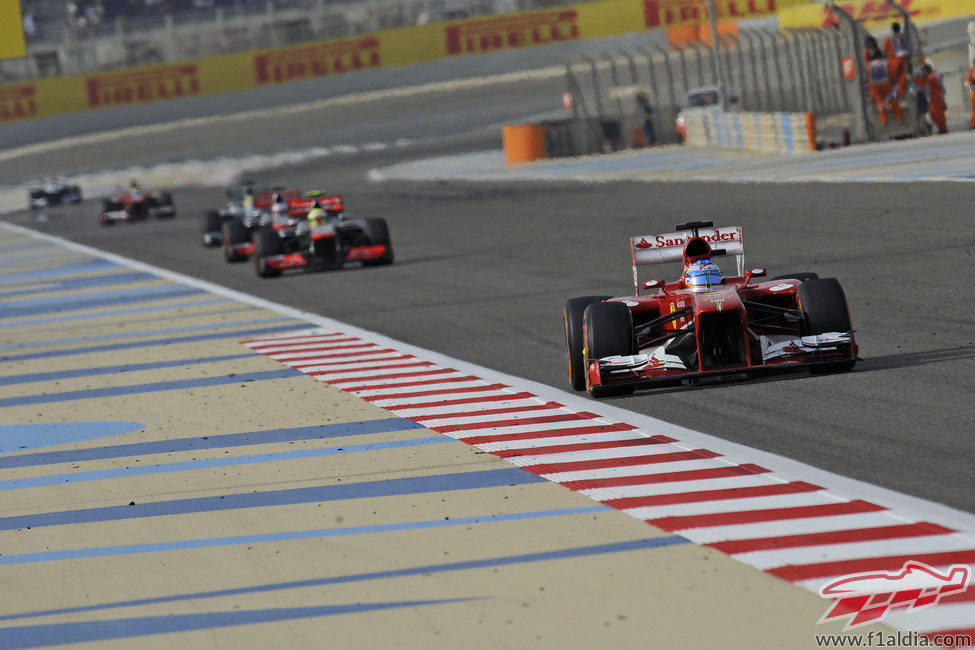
[[4, 219, 974, 640], [0, 67, 562, 164]]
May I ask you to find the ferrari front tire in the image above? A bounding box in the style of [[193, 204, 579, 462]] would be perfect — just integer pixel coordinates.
[[563, 295, 611, 391], [583, 301, 636, 397], [798, 278, 855, 372]]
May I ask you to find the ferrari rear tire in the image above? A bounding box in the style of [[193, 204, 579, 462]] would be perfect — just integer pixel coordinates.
[[222, 218, 248, 262], [772, 272, 819, 282], [361, 217, 394, 266], [584, 301, 636, 397], [201, 211, 221, 247], [253, 228, 283, 278], [798, 278, 855, 372], [563, 295, 611, 391]]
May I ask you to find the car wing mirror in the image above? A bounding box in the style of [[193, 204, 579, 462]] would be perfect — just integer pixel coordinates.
[[642, 279, 666, 292], [743, 268, 766, 285]]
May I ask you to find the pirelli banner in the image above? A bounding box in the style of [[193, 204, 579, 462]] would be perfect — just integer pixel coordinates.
[[779, 0, 975, 29], [0, 0, 808, 124]]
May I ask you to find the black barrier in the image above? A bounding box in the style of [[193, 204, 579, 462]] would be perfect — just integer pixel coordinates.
[[543, 119, 575, 158], [600, 120, 622, 152], [542, 118, 621, 158]]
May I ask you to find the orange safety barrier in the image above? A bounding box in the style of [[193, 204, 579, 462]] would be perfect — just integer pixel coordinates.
[[502, 124, 548, 164], [804, 112, 817, 152]]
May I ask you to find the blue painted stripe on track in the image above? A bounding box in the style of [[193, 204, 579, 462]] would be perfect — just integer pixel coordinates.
[[0, 247, 65, 266], [0, 536, 683, 626], [0, 600, 469, 650], [0, 258, 117, 283], [0, 353, 254, 386], [0, 298, 228, 330], [0, 323, 310, 361], [0, 422, 145, 453], [0, 272, 156, 299], [0, 420, 423, 468], [0, 286, 203, 318], [0, 317, 299, 351], [0, 368, 303, 407], [712, 112, 723, 147], [782, 113, 795, 154], [0, 506, 609, 565], [2, 284, 193, 308], [0, 468, 545, 531], [0, 436, 450, 491]]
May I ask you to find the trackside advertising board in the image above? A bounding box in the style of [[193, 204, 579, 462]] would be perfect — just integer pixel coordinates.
[[0, 0, 28, 60], [779, 0, 974, 29], [0, 0, 840, 124]]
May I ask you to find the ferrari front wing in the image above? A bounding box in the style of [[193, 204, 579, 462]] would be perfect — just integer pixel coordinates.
[[588, 332, 856, 390]]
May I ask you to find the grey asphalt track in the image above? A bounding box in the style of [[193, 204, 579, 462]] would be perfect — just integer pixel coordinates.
[[5, 138, 973, 514], [2, 19, 973, 517], [0, 29, 669, 156]]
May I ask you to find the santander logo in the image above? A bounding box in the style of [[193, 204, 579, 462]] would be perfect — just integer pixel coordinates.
[[634, 230, 739, 249]]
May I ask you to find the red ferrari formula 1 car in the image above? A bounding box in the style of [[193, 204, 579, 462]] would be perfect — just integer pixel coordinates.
[[100, 183, 175, 225], [563, 221, 857, 398], [251, 191, 393, 278]]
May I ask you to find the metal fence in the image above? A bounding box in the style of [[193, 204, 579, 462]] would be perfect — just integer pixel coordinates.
[[563, 27, 855, 147]]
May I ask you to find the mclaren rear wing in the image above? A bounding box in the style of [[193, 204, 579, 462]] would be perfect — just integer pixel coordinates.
[[253, 189, 301, 210], [629, 225, 744, 295]]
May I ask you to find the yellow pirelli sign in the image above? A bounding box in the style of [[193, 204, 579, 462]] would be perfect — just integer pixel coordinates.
[[779, 0, 975, 29], [0, 0, 28, 60], [7, 0, 965, 124]]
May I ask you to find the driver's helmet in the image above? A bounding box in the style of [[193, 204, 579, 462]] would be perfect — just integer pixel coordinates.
[[684, 259, 723, 292], [307, 201, 325, 225], [270, 194, 290, 225]]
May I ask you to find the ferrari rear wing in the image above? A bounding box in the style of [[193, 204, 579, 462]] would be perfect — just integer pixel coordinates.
[[629, 225, 744, 295]]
